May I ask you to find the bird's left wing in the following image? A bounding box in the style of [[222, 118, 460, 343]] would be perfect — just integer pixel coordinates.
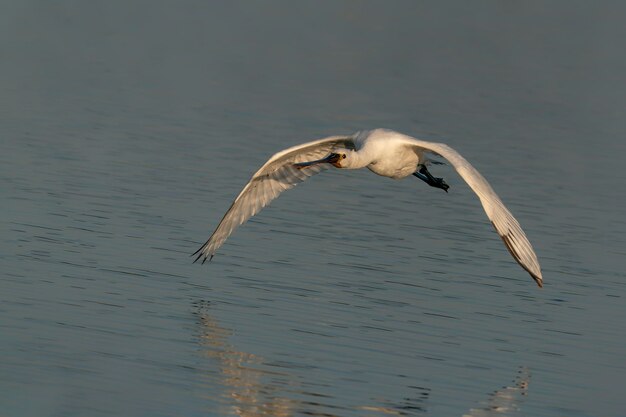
[[400, 136, 543, 287], [193, 135, 356, 263]]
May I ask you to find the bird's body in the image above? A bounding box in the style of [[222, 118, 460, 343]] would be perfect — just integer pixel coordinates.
[[194, 129, 543, 287], [357, 132, 422, 178]]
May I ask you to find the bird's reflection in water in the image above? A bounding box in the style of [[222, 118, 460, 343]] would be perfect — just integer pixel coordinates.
[[194, 300, 430, 416], [194, 300, 528, 417], [194, 300, 295, 417], [462, 368, 530, 417]]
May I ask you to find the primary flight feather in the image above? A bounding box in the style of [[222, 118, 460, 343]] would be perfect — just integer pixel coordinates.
[[193, 129, 543, 287]]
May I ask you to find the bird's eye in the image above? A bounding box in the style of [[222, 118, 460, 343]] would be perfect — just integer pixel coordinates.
[[342, 154, 346, 159]]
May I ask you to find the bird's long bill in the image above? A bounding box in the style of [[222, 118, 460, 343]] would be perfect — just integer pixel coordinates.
[[294, 153, 341, 169]]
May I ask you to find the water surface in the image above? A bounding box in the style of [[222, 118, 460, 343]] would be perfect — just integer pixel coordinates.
[[2, 2, 625, 416]]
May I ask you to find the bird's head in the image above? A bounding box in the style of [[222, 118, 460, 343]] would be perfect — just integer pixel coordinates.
[[326, 150, 349, 168], [293, 148, 356, 170]]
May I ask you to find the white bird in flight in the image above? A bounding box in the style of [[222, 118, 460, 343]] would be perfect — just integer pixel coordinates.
[[194, 129, 543, 287]]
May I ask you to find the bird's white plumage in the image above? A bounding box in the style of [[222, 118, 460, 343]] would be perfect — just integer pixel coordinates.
[[194, 129, 543, 287], [193, 135, 356, 262], [392, 133, 543, 286]]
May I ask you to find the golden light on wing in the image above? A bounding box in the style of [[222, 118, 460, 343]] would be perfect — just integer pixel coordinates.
[[193, 135, 355, 263], [400, 138, 543, 286]]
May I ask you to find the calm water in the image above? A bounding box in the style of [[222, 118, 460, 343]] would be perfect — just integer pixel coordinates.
[[2, 2, 626, 416]]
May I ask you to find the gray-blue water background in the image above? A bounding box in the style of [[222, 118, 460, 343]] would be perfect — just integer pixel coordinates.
[[2, 2, 625, 416]]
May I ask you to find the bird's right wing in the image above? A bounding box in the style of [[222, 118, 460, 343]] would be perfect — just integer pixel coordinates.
[[401, 137, 543, 287], [193, 135, 356, 263]]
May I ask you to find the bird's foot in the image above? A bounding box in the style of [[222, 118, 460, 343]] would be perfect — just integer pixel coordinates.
[[413, 165, 450, 193], [432, 177, 449, 193]]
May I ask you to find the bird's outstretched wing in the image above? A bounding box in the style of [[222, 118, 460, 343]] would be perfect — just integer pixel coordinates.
[[193, 135, 356, 263], [401, 137, 543, 287]]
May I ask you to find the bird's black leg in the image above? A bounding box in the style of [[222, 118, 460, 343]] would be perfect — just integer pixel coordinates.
[[413, 165, 450, 192]]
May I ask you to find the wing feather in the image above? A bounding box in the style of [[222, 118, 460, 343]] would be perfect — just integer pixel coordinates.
[[402, 137, 543, 287], [193, 135, 355, 262]]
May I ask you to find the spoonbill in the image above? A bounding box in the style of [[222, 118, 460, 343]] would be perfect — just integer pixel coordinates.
[[193, 129, 543, 287]]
